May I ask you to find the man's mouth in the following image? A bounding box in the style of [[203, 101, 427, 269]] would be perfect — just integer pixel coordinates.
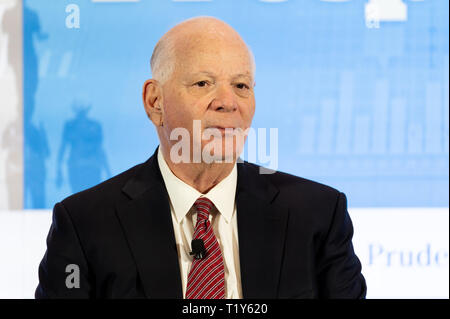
[[203, 126, 241, 138]]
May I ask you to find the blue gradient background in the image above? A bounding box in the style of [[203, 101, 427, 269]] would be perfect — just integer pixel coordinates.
[[23, 0, 449, 208]]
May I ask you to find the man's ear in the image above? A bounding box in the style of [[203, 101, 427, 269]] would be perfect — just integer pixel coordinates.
[[143, 79, 164, 127]]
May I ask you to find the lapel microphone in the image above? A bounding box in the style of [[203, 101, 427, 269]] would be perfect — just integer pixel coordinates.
[[190, 239, 207, 260]]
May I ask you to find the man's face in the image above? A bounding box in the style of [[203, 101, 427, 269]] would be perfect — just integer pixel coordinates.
[[159, 34, 255, 162]]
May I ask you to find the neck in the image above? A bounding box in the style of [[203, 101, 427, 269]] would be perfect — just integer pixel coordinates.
[[159, 144, 235, 194]]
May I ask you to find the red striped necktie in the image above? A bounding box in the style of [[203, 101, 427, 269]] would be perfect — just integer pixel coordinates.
[[186, 197, 225, 299]]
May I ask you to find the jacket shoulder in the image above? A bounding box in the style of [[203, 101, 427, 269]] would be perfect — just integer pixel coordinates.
[[241, 161, 341, 201], [59, 161, 145, 213]]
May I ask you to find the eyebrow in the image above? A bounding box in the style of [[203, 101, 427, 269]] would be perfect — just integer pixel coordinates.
[[232, 73, 253, 81], [192, 71, 216, 77], [191, 71, 253, 81]]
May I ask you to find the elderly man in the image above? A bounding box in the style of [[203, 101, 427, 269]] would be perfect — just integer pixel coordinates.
[[36, 17, 366, 299]]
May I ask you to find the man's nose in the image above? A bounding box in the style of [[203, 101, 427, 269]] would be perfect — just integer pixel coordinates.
[[210, 85, 237, 112]]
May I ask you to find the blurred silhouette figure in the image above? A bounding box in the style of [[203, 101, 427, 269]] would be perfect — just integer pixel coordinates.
[[25, 121, 50, 208], [56, 102, 111, 194], [22, 0, 50, 208]]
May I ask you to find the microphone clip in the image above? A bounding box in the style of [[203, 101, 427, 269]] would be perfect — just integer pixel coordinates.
[[190, 239, 207, 260]]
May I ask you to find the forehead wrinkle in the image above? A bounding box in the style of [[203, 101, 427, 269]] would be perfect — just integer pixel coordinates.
[[173, 38, 253, 76], [173, 33, 247, 59]]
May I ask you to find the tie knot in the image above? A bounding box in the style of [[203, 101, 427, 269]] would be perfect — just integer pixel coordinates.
[[194, 197, 213, 221]]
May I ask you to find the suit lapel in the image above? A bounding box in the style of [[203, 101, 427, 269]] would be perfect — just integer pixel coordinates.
[[114, 149, 288, 299], [236, 163, 289, 298], [115, 149, 183, 298]]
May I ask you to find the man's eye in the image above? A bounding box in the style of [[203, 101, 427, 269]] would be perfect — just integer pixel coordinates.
[[194, 81, 208, 87], [236, 83, 249, 90]]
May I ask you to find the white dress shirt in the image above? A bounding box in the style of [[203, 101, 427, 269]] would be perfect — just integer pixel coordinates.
[[157, 148, 243, 299]]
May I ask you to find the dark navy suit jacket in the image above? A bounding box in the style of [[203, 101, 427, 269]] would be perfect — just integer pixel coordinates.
[[36, 147, 366, 299]]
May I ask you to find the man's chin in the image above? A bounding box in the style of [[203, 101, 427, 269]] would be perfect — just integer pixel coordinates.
[[201, 149, 239, 164]]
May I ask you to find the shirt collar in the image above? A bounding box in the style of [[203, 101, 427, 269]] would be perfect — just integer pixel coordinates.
[[157, 146, 237, 224]]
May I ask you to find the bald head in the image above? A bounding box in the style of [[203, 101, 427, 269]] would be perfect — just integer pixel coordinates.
[[150, 17, 255, 84]]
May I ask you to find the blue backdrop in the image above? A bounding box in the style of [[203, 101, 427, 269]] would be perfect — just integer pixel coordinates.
[[23, 0, 449, 208]]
